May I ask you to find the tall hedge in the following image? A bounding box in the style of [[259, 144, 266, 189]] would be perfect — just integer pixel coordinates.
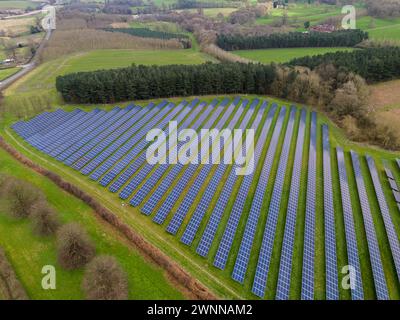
[[56, 62, 276, 103], [217, 29, 369, 51], [287, 47, 400, 82]]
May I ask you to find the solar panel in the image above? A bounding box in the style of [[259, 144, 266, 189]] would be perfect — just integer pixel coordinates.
[[81, 102, 178, 177], [57, 107, 126, 161], [64, 105, 143, 166], [196, 103, 276, 259], [385, 168, 395, 180], [389, 179, 399, 192], [350, 151, 389, 300], [322, 125, 339, 300], [152, 98, 244, 225], [251, 107, 297, 298], [72, 102, 161, 170], [231, 107, 287, 284], [166, 99, 259, 235], [366, 156, 400, 284], [110, 99, 205, 196], [49, 108, 120, 158], [336, 147, 364, 300], [301, 112, 317, 300], [141, 98, 232, 216], [178, 101, 264, 247], [275, 109, 307, 300]]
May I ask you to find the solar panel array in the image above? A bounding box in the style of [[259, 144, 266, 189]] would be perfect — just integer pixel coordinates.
[[252, 107, 297, 298], [322, 125, 339, 300], [301, 112, 317, 300], [197, 104, 277, 259], [350, 151, 389, 300], [366, 156, 400, 283], [232, 107, 287, 284], [336, 147, 364, 300], [275, 109, 307, 300], [12, 97, 400, 300]]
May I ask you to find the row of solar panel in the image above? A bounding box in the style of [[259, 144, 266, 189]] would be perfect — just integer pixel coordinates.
[[12, 99, 400, 300]]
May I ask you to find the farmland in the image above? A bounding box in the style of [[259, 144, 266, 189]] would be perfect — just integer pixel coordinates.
[[0, 67, 20, 81], [3, 94, 400, 300], [0, 1, 37, 9], [0, 147, 184, 299], [232, 47, 355, 64]]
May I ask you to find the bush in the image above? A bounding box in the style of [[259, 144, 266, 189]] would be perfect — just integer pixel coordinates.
[[82, 255, 129, 300], [57, 223, 95, 270], [31, 202, 61, 236], [0, 177, 44, 219]]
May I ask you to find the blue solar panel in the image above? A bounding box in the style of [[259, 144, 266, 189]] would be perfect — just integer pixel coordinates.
[[366, 156, 400, 284], [64, 105, 142, 166], [122, 100, 214, 207], [275, 109, 307, 300], [152, 98, 243, 225], [37, 109, 99, 153], [46, 109, 107, 156], [57, 107, 126, 161], [140, 99, 232, 216], [49, 108, 120, 158], [90, 100, 191, 182], [231, 107, 287, 284], [322, 125, 339, 300], [251, 107, 296, 298], [108, 99, 204, 195], [81, 102, 175, 176], [336, 147, 364, 300], [301, 112, 317, 300], [166, 99, 259, 235], [350, 151, 389, 300], [74, 101, 165, 171], [206, 102, 277, 262]]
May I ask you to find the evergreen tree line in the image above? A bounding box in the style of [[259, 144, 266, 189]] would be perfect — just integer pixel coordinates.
[[217, 30, 368, 51], [56, 63, 276, 103], [104, 28, 189, 40], [287, 47, 400, 82]]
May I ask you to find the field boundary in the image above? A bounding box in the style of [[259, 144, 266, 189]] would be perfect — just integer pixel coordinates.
[[0, 133, 238, 300]]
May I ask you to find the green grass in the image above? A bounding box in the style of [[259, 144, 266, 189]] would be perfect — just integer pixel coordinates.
[[2, 94, 400, 300], [2, 48, 215, 117], [0, 147, 184, 300], [0, 67, 20, 81], [0, 0, 36, 9], [357, 16, 400, 41], [232, 47, 355, 64]]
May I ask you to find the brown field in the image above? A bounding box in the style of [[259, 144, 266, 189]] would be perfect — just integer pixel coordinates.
[[369, 79, 400, 110], [0, 17, 37, 37], [369, 79, 400, 146]]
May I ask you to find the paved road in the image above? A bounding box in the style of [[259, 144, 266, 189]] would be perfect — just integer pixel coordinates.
[[0, 29, 52, 91]]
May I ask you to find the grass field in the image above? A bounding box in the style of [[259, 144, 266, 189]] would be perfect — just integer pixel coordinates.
[[2, 94, 400, 300], [1, 48, 215, 118], [0, 147, 184, 299], [0, 67, 21, 81], [232, 47, 355, 64], [357, 16, 400, 41], [0, 0, 36, 9]]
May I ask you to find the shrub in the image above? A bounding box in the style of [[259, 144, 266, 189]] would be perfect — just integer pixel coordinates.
[[0, 177, 44, 219], [31, 202, 61, 236], [57, 223, 95, 270], [82, 255, 129, 300]]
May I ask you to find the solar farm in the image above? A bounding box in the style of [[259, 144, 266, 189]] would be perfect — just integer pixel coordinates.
[[9, 97, 400, 300]]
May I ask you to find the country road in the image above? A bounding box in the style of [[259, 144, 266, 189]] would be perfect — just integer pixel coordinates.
[[0, 28, 52, 91]]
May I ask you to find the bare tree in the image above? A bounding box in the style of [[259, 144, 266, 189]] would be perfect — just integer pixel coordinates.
[[0, 177, 44, 219], [82, 255, 129, 300], [31, 202, 61, 236], [57, 223, 95, 270]]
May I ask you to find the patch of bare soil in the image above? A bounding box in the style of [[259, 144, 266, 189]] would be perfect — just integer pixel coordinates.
[[369, 79, 400, 110]]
